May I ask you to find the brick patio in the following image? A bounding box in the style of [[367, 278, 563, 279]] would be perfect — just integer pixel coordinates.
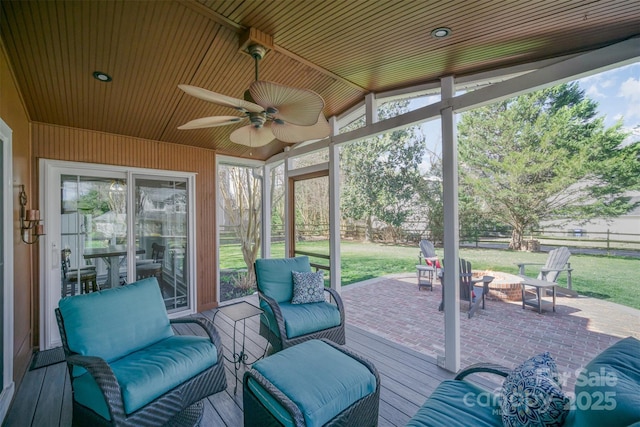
[[342, 273, 640, 390]]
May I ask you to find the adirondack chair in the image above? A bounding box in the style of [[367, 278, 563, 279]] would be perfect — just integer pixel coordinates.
[[516, 246, 577, 297], [418, 239, 441, 269], [438, 258, 490, 319]]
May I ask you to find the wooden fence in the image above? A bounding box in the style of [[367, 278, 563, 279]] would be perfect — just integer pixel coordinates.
[[219, 224, 640, 254]]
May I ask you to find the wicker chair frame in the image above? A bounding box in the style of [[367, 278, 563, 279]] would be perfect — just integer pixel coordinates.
[[56, 310, 227, 427], [258, 288, 346, 352], [453, 362, 511, 381], [243, 339, 380, 427]]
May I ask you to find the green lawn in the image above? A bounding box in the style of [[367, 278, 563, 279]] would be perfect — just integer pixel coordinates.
[[219, 241, 640, 310]]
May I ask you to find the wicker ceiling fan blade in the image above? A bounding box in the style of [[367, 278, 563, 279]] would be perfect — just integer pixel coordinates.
[[178, 84, 263, 113], [177, 116, 245, 130], [250, 81, 324, 126], [270, 113, 331, 143], [230, 124, 275, 147]]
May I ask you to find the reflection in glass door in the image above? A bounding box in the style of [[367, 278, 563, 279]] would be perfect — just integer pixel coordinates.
[[43, 161, 196, 349], [134, 177, 189, 312], [60, 175, 128, 296]]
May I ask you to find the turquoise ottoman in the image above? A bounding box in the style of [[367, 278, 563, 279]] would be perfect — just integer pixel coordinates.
[[243, 339, 380, 426]]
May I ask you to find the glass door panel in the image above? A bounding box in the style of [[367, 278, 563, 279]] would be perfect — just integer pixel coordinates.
[[43, 161, 196, 350], [60, 175, 128, 296], [134, 176, 189, 312]]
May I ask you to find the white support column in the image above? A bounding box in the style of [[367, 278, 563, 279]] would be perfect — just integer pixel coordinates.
[[328, 116, 341, 292], [441, 75, 461, 373], [283, 149, 291, 257], [261, 163, 272, 259], [365, 92, 376, 125]]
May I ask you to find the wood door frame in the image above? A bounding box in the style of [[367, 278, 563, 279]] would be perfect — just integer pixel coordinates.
[[287, 169, 329, 258], [0, 118, 14, 422], [39, 160, 197, 350]]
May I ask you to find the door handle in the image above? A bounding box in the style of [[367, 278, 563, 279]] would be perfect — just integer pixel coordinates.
[[52, 242, 59, 270]]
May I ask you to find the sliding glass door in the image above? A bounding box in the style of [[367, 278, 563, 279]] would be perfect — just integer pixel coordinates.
[[134, 176, 189, 312], [60, 175, 128, 295], [41, 161, 196, 349]]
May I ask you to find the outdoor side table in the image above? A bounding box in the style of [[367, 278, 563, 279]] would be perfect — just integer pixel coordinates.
[[212, 301, 266, 393], [519, 276, 556, 314], [416, 264, 435, 291]]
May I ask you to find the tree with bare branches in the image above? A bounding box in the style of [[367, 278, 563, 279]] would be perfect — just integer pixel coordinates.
[[218, 165, 261, 285]]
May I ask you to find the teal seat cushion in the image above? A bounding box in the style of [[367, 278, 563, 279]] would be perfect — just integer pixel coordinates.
[[260, 301, 341, 339], [406, 380, 503, 427], [73, 335, 218, 420], [59, 277, 173, 374], [567, 336, 640, 427], [248, 340, 376, 427], [255, 256, 311, 303]]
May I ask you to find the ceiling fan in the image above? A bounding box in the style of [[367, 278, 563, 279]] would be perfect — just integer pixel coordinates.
[[178, 44, 330, 147]]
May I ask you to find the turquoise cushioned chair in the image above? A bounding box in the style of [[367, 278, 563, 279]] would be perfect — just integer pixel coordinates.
[[56, 277, 227, 426], [255, 256, 345, 352], [406, 337, 640, 427]]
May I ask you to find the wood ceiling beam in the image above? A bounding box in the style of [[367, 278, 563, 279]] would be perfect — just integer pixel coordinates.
[[271, 43, 367, 93], [177, 0, 245, 33], [177, 0, 366, 93]]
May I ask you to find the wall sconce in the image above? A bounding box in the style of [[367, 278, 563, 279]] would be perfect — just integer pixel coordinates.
[[19, 185, 45, 244]]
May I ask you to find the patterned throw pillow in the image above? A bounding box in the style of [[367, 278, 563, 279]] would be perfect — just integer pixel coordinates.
[[501, 352, 569, 427], [291, 270, 325, 304]]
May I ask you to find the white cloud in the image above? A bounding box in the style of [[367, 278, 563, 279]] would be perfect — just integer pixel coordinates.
[[618, 77, 640, 100], [618, 77, 640, 122], [578, 74, 599, 85], [581, 75, 615, 99], [585, 84, 605, 98], [600, 79, 614, 88], [620, 126, 640, 147]]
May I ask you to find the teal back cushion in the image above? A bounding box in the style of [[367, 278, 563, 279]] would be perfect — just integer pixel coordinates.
[[255, 256, 311, 303], [569, 337, 640, 427], [59, 278, 173, 369]]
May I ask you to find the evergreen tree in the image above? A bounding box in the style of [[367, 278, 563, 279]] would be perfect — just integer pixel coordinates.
[[458, 82, 640, 249], [341, 101, 427, 242]]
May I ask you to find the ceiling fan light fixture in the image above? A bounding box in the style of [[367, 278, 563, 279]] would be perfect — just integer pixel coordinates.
[[249, 112, 267, 128], [92, 71, 112, 82], [431, 27, 452, 39], [177, 31, 330, 146]]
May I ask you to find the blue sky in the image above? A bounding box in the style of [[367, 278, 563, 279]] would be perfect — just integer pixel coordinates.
[[577, 62, 640, 143]]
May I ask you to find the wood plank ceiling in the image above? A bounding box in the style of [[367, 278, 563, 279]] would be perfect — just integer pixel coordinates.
[[1, 0, 639, 161]]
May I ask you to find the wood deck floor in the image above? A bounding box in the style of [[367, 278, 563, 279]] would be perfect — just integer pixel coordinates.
[[4, 303, 458, 427]]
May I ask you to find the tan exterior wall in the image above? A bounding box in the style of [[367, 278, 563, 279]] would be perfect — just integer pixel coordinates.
[[2, 40, 221, 387], [32, 124, 219, 316], [0, 41, 34, 385]]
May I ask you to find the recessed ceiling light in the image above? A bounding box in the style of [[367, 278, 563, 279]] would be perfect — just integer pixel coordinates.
[[92, 71, 112, 82], [431, 27, 452, 39]]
